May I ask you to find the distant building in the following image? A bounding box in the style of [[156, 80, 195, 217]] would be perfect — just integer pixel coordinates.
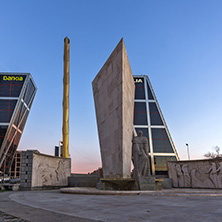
[[55, 141, 63, 157], [0, 73, 37, 175], [133, 75, 179, 175]]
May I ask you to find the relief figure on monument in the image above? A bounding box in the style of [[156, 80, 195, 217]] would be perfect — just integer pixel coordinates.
[[190, 169, 203, 188], [181, 164, 191, 187], [207, 162, 219, 188], [175, 164, 184, 187], [55, 160, 66, 183], [132, 131, 151, 178], [191, 168, 214, 188], [216, 162, 222, 188], [168, 163, 178, 187]]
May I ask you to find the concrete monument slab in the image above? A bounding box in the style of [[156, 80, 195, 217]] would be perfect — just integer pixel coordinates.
[[92, 39, 135, 179]]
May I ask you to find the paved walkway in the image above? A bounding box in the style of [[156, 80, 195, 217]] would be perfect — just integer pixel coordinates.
[[0, 189, 222, 221], [0, 191, 97, 222]]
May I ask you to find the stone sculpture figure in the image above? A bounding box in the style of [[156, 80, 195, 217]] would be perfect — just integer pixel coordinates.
[[132, 131, 150, 178]]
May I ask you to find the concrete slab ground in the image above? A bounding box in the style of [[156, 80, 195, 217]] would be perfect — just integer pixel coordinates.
[[0, 191, 97, 222], [0, 189, 222, 222]]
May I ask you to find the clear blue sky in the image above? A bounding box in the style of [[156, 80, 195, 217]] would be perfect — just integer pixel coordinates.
[[0, 0, 222, 173]]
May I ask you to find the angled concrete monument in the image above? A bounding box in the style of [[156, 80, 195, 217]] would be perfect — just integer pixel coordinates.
[[92, 38, 135, 179]]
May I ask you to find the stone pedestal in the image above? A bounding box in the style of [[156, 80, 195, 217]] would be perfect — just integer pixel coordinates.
[[97, 178, 136, 190], [68, 174, 100, 187], [155, 178, 173, 189], [136, 176, 156, 190], [92, 39, 135, 179]]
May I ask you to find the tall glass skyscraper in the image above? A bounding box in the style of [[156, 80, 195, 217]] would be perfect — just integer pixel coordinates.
[[0, 73, 37, 174], [134, 75, 179, 176]]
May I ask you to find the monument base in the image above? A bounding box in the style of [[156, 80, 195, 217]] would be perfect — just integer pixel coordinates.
[[155, 178, 173, 189], [136, 176, 156, 190], [97, 178, 136, 190], [97, 177, 165, 191], [68, 174, 100, 187]]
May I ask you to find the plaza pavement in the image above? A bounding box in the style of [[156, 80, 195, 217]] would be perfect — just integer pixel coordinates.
[[0, 188, 222, 222]]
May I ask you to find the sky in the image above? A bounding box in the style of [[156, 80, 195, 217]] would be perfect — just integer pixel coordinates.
[[0, 0, 222, 173]]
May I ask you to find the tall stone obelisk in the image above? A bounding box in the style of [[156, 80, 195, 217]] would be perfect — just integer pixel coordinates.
[[62, 37, 70, 158], [92, 39, 135, 179]]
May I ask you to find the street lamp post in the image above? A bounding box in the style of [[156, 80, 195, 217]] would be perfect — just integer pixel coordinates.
[[186, 143, 190, 160]]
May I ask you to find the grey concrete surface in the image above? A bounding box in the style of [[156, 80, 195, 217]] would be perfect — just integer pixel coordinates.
[[0, 191, 99, 222], [68, 174, 100, 187], [0, 210, 28, 222], [0, 189, 221, 222]]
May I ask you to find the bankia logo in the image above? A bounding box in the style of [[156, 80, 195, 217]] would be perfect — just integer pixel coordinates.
[[134, 78, 143, 83], [3, 75, 23, 81]]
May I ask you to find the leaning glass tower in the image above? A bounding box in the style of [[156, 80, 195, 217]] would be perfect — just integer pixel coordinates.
[[133, 75, 179, 176], [0, 73, 37, 174]]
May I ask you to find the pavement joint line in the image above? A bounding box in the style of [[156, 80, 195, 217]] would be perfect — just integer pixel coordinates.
[[60, 187, 222, 196]]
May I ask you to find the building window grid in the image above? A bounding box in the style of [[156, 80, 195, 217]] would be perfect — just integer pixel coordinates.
[[0, 101, 28, 168], [134, 110, 147, 125], [0, 78, 24, 98], [154, 156, 169, 173], [143, 77, 156, 174], [0, 74, 37, 174], [134, 75, 178, 175], [0, 100, 17, 123], [146, 76, 179, 158]]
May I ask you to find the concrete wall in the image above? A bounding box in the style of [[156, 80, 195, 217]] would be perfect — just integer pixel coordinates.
[[68, 174, 100, 187], [20, 151, 71, 189], [168, 159, 222, 189], [20, 150, 34, 188], [92, 39, 135, 179]]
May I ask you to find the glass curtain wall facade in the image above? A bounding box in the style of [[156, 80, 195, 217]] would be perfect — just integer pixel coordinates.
[[134, 75, 179, 176], [0, 73, 37, 175]]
